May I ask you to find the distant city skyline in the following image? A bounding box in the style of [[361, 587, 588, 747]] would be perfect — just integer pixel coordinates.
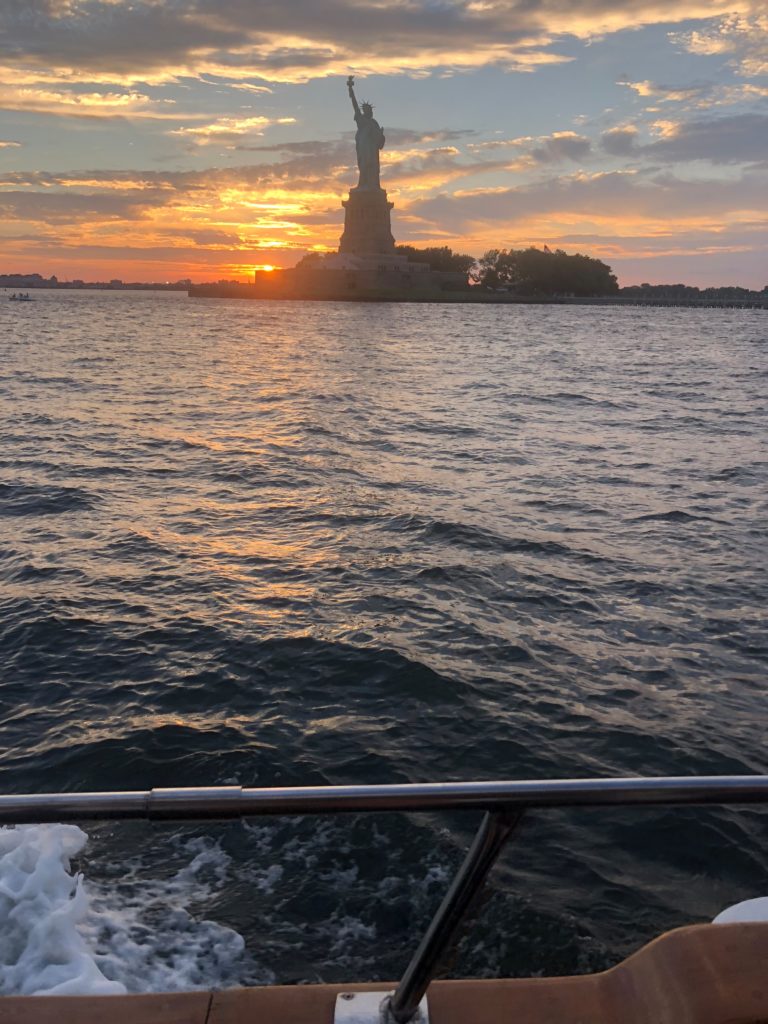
[[1, 1, 766, 287]]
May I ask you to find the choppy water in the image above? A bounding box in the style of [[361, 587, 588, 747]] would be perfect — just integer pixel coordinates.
[[0, 290, 766, 993]]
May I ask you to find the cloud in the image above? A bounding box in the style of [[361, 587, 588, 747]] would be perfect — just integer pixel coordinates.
[[407, 166, 768, 236], [672, 12, 768, 77], [382, 146, 512, 190], [616, 76, 768, 110], [0, 0, 758, 88], [617, 78, 709, 102], [469, 130, 592, 165], [0, 156, 354, 196], [601, 126, 639, 156], [235, 139, 349, 156], [382, 128, 478, 146], [169, 114, 296, 144], [546, 224, 767, 256], [0, 83, 179, 118], [0, 189, 160, 223], [172, 228, 244, 246], [227, 82, 273, 94], [711, 83, 768, 105], [645, 112, 768, 163], [530, 131, 591, 162], [601, 113, 768, 164]]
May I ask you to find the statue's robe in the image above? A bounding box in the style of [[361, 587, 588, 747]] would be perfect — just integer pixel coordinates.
[[354, 113, 385, 191]]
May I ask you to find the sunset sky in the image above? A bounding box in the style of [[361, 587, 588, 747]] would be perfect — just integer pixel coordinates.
[[1, 1, 766, 286]]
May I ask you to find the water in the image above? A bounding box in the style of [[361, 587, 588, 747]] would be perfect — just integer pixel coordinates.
[[0, 290, 766, 992]]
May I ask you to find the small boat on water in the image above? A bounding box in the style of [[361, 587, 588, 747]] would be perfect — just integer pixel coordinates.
[[9, 292, 33, 301], [1, 775, 767, 1023]]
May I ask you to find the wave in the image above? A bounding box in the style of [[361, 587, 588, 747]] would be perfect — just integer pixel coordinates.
[[628, 510, 721, 523], [0, 824, 124, 995], [0, 824, 255, 995], [385, 514, 614, 565], [1, 296, 766, 984], [0, 482, 97, 517]]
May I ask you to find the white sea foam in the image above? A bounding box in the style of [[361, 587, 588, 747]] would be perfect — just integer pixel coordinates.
[[0, 824, 124, 995], [0, 824, 256, 996]]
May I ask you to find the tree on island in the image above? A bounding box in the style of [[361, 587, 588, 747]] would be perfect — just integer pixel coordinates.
[[395, 245, 476, 275], [619, 282, 767, 300], [294, 252, 326, 269], [292, 246, 475, 274], [473, 246, 618, 296]]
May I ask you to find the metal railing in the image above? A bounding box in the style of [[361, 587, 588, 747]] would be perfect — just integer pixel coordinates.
[[2, 775, 768, 1022]]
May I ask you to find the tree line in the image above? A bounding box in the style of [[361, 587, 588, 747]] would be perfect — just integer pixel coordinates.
[[398, 245, 764, 297], [398, 245, 618, 296], [620, 282, 767, 300]]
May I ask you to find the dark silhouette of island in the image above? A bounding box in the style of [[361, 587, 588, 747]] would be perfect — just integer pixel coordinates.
[[5, 253, 766, 307], [191, 244, 762, 305], [619, 281, 767, 302]]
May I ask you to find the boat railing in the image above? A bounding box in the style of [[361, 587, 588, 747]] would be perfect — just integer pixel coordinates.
[[2, 775, 768, 1023]]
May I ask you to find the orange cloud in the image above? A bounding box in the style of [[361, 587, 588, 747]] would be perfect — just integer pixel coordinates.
[[0, 84, 179, 119], [170, 115, 297, 144], [673, 13, 768, 76]]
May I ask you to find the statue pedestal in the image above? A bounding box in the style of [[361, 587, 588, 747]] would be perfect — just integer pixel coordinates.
[[339, 188, 395, 254]]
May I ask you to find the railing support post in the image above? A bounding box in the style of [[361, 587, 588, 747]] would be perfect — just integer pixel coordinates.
[[388, 808, 524, 1023]]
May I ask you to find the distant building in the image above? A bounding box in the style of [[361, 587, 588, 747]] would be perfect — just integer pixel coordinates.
[[0, 272, 51, 288]]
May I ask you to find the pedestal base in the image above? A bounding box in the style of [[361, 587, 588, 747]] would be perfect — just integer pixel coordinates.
[[339, 188, 395, 254]]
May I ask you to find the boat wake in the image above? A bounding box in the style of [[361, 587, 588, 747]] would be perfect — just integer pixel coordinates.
[[0, 824, 255, 995]]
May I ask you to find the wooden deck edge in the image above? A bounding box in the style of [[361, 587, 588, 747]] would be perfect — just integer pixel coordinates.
[[1, 923, 766, 1024]]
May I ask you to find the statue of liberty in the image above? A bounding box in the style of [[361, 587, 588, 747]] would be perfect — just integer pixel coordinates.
[[347, 76, 385, 191]]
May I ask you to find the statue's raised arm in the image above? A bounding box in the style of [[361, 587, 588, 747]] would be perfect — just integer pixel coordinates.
[[347, 76, 361, 119], [345, 76, 385, 191]]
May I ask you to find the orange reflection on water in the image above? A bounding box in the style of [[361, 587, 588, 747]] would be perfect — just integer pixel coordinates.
[[168, 530, 311, 566]]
